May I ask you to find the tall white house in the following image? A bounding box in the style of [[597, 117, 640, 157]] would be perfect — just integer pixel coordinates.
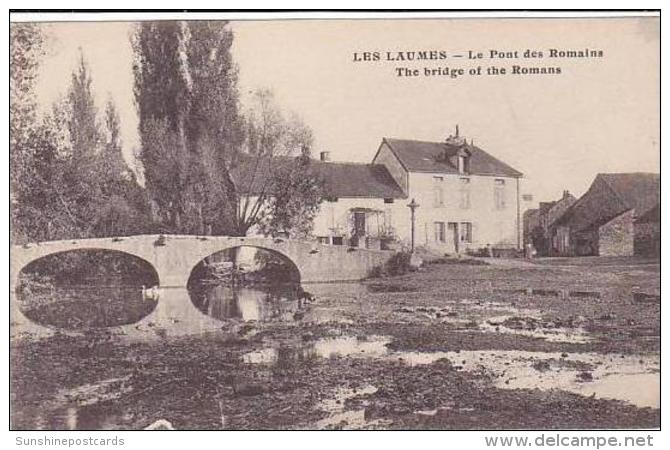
[[369, 132, 524, 253]]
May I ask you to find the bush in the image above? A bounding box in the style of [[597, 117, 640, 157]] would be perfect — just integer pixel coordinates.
[[369, 251, 413, 278]]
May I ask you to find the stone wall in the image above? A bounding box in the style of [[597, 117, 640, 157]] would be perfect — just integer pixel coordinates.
[[598, 210, 635, 256], [634, 222, 660, 256]]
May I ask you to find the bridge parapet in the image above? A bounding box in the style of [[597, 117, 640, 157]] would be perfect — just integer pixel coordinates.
[[11, 234, 395, 288]]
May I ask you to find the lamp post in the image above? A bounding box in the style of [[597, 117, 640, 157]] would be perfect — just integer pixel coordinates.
[[407, 198, 419, 252]]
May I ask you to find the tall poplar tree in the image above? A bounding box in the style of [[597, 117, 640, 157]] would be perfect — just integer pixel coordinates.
[[132, 20, 243, 234], [132, 21, 192, 231]]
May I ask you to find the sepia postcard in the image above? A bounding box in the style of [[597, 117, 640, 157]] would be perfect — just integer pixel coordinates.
[[8, 10, 660, 439]]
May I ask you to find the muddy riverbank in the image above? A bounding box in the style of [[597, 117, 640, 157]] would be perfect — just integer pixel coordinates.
[[10, 256, 660, 430]]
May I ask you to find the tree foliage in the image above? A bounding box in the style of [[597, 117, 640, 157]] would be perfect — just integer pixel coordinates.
[[132, 20, 243, 235], [10, 23, 45, 241], [235, 89, 324, 237], [12, 22, 324, 244], [258, 154, 325, 238], [10, 34, 150, 242]]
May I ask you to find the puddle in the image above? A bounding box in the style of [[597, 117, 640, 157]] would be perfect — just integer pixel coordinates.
[[494, 288, 601, 299], [244, 335, 658, 409], [243, 335, 391, 365], [14, 404, 134, 430], [479, 315, 592, 344], [494, 352, 660, 408], [392, 349, 659, 409], [12, 377, 134, 430], [313, 385, 389, 430]]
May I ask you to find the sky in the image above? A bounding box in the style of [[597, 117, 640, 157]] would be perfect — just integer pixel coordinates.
[[30, 17, 660, 204]]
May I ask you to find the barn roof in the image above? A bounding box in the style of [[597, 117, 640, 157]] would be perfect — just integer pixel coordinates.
[[555, 173, 660, 231], [635, 203, 660, 224], [599, 173, 660, 218]]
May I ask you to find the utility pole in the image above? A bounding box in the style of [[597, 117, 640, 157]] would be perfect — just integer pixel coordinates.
[[407, 198, 419, 252]]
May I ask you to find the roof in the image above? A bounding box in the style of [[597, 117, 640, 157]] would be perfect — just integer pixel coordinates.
[[555, 173, 660, 231], [635, 203, 660, 224], [599, 173, 660, 218], [230, 155, 406, 199], [382, 138, 523, 178], [544, 193, 577, 228], [539, 201, 557, 215]]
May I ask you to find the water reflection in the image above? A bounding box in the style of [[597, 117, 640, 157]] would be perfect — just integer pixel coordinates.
[[16, 285, 158, 330], [12, 402, 133, 430], [189, 283, 309, 323], [243, 336, 392, 365]]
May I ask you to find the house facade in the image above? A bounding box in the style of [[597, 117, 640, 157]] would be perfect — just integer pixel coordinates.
[[234, 130, 525, 255], [369, 133, 523, 254], [551, 173, 660, 257]]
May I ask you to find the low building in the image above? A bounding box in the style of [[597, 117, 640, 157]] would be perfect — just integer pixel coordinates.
[[551, 173, 660, 256], [634, 203, 660, 256], [230, 152, 406, 249], [523, 191, 577, 256]]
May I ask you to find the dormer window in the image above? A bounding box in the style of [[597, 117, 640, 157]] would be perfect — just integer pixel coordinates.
[[458, 155, 469, 174]]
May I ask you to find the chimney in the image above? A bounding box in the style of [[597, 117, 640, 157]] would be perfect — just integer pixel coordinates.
[[563, 190, 570, 199], [446, 125, 466, 147], [320, 151, 330, 162]]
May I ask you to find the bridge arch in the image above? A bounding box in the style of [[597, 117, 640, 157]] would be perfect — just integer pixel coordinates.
[[13, 247, 161, 330], [186, 244, 303, 287], [11, 243, 160, 292]]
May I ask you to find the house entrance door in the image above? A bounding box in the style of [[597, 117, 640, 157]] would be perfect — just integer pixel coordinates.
[[447, 222, 459, 254], [353, 211, 366, 246]]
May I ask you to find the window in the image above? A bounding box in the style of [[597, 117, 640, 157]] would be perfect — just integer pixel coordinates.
[[494, 179, 506, 210], [384, 198, 394, 204], [459, 177, 471, 209], [384, 208, 393, 228], [434, 221, 446, 243], [331, 236, 344, 246], [433, 176, 444, 207], [326, 196, 339, 202], [458, 155, 470, 174], [460, 222, 473, 243]]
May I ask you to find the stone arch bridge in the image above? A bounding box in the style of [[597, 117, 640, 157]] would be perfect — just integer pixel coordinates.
[[10, 234, 395, 289]]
